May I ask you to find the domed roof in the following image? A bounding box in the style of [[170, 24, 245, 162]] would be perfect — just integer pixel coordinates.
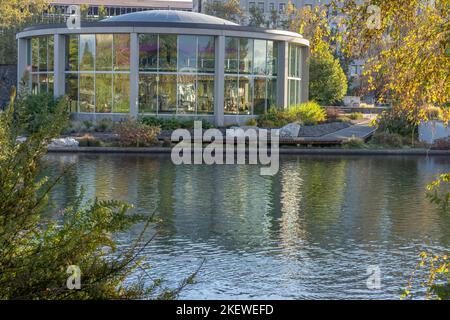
[[102, 10, 239, 26]]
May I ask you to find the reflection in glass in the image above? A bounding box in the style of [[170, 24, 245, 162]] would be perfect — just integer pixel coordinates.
[[66, 35, 78, 71], [139, 74, 158, 113], [48, 74, 54, 95], [197, 75, 214, 114], [239, 38, 253, 74], [96, 73, 113, 113], [32, 38, 39, 72], [224, 76, 238, 114], [39, 74, 48, 93], [39, 36, 47, 72], [139, 34, 158, 71], [114, 34, 130, 71], [238, 76, 252, 114], [158, 74, 177, 113], [114, 74, 130, 113], [66, 74, 78, 112], [178, 35, 197, 72], [198, 36, 215, 73], [48, 36, 54, 72], [159, 35, 177, 72], [267, 41, 278, 76], [254, 77, 266, 114], [96, 34, 113, 71], [267, 78, 277, 108], [31, 74, 38, 94], [289, 79, 300, 107], [80, 35, 95, 71], [225, 37, 238, 73], [177, 74, 196, 113], [79, 74, 95, 112], [253, 40, 266, 75]]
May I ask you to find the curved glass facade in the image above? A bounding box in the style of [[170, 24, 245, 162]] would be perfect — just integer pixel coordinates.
[[65, 34, 131, 113], [19, 16, 309, 126], [224, 37, 278, 115], [138, 34, 215, 115]]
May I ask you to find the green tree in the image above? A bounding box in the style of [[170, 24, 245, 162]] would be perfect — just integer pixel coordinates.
[[204, 0, 244, 23], [248, 6, 265, 27], [0, 90, 191, 299], [309, 42, 348, 105]]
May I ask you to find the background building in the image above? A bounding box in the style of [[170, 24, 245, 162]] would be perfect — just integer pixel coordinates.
[[48, 1, 192, 17], [16, 10, 310, 126]]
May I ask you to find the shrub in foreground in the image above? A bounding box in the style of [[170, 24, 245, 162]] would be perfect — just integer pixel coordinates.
[[287, 102, 327, 126], [342, 136, 366, 149], [370, 132, 404, 149], [115, 119, 161, 147], [0, 91, 170, 299]]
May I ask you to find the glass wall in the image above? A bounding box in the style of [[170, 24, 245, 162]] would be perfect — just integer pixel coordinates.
[[65, 34, 131, 113], [288, 44, 302, 107], [138, 34, 215, 115], [29, 36, 54, 94], [224, 37, 278, 115]]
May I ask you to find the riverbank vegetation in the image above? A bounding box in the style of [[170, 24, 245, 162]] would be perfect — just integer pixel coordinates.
[[0, 90, 191, 299]]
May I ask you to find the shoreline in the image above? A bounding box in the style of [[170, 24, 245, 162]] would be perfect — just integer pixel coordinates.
[[47, 147, 450, 156]]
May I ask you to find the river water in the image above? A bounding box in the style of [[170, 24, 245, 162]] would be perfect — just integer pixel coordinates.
[[43, 154, 450, 299]]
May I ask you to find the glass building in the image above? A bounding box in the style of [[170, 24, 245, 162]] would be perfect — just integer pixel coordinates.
[[17, 10, 309, 126]]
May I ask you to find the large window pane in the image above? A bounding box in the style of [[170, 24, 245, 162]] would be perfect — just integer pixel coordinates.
[[178, 35, 197, 72], [114, 34, 130, 71], [289, 79, 297, 107], [267, 78, 277, 109], [267, 41, 278, 76], [139, 74, 158, 113], [66, 35, 79, 71], [113, 74, 130, 113], [254, 77, 266, 115], [96, 73, 113, 113], [197, 75, 214, 114], [253, 40, 266, 75], [225, 37, 238, 74], [96, 34, 113, 71], [80, 35, 95, 71], [79, 74, 95, 112], [224, 76, 238, 114], [159, 35, 177, 72], [139, 34, 158, 72], [239, 38, 253, 74], [39, 37, 48, 72], [39, 74, 48, 93], [48, 74, 54, 95], [177, 74, 196, 113], [66, 74, 78, 112], [198, 36, 215, 73], [31, 74, 38, 94], [48, 36, 54, 72], [31, 38, 39, 72], [238, 76, 252, 114], [158, 74, 177, 113]]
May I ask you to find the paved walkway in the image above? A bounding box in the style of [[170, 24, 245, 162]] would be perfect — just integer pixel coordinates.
[[280, 120, 376, 145]]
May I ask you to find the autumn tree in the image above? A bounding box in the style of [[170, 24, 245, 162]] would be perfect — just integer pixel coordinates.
[[334, 0, 450, 299], [336, 0, 450, 117], [204, 0, 244, 23]]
